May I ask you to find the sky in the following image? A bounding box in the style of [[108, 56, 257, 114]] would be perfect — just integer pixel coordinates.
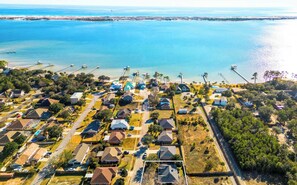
[[0, 0, 296, 8]]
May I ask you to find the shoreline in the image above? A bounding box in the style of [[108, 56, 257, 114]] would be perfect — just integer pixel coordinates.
[[1, 15, 297, 22]]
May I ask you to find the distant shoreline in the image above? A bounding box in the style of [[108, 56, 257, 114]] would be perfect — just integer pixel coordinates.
[[1, 15, 297, 22]]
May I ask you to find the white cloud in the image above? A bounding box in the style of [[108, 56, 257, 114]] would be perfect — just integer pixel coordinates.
[[0, 0, 296, 8]]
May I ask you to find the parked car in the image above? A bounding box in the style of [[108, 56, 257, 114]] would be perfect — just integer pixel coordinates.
[[123, 151, 129, 155], [129, 126, 135, 130], [142, 153, 147, 159], [137, 142, 142, 147], [127, 134, 132, 137]]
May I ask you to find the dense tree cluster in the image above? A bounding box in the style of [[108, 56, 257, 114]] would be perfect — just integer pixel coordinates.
[[211, 108, 297, 184]]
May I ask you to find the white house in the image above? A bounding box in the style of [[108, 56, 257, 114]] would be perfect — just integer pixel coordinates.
[[110, 119, 130, 130], [214, 97, 228, 106], [70, 92, 83, 104]]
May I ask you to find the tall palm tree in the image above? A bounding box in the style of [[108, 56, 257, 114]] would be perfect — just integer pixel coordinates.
[[202, 72, 208, 84], [164, 76, 170, 83], [122, 66, 130, 78], [153, 71, 160, 79], [230, 65, 250, 83], [178, 73, 183, 84]]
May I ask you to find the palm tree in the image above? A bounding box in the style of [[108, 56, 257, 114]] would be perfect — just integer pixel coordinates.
[[230, 65, 250, 83], [251, 72, 258, 84], [153, 71, 160, 79], [178, 72, 183, 84], [202, 72, 208, 84], [164, 76, 170, 83], [122, 66, 130, 78]]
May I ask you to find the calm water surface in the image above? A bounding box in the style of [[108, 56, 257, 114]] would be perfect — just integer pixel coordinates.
[[0, 5, 297, 82]]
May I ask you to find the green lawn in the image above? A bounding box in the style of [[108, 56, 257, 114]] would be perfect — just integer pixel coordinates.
[[118, 154, 136, 171], [49, 175, 83, 185], [152, 110, 173, 119], [122, 138, 138, 150], [129, 113, 142, 127]]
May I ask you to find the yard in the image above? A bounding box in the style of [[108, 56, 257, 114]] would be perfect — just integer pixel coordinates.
[[129, 113, 142, 127], [116, 102, 139, 111], [188, 176, 231, 185], [0, 177, 26, 185], [48, 175, 83, 185], [122, 138, 138, 150], [151, 110, 173, 119], [118, 154, 136, 171], [93, 99, 102, 109], [66, 135, 82, 151], [178, 117, 226, 173]]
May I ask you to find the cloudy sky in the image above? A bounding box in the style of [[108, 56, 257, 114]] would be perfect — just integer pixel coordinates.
[[0, 0, 296, 8]]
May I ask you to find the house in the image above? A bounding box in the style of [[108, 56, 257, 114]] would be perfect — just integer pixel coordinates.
[[110, 119, 129, 130], [25, 108, 51, 119], [149, 79, 158, 88], [159, 146, 176, 160], [81, 121, 100, 137], [70, 92, 83, 104], [6, 119, 35, 131], [68, 143, 89, 165], [116, 108, 131, 119], [158, 164, 179, 184], [158, 83, 169, 91], [110, 80, 122, 91], [158, 98, 171, 110], [101, 147, 122, 163], [214, 88, 228, 93], [274, 102, 285, 110], [159, 119, 175, 130], [157, 130, 173, 144], [124, 81, 135, 92], [177, 84, 190, 92], [0, 131, 24, 146], [11, 143, 40, 169], [102, 93, 115, 106], [10, 89, 24, 98], [137, 82, 146, 90], [213, 97, 228, 106], [31, 148, 47, 164], [119, 93, 133, 106], [38, 98, 59, 107], [177, 108, 187, 114], [108, 131, 125, 145], [90, 167, 118, 185]]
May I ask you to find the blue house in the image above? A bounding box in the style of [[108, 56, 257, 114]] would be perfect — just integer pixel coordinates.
[[81, 121, 100, 137], [110, 81, 122, 91], [137, 82, 146, 90], [124, 81, 135, 91]]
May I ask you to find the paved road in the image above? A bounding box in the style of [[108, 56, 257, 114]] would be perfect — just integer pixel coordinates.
[[200, 105, 246, 185], [0, 90, 43, 123], [31, 94, 99, 185], [129, 89, 151, 185]]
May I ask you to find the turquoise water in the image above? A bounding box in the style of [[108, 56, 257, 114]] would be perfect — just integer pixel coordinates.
[[0, 6, 297, 83]]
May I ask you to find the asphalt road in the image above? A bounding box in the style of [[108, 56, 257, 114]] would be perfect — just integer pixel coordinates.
[[31, 94, 99, 185], [200, 105, 246, 185]]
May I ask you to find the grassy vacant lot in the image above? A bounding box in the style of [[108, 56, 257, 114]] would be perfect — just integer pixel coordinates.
[[66, 135, 82, 151], [116, 102, 139, 111], [49, 175, 83, 185], [178, 116, 225, 173], [118, 154, 136, 171], [93, 100, 102, 109], [0, 178, 26, 185], [129, 113, 142, 127], [82, 132, 102, 143], [152, 110, 173, 119], [188, 176, 231, 185], [122, 138, 138, 150], [76, 110, 96, 132]]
